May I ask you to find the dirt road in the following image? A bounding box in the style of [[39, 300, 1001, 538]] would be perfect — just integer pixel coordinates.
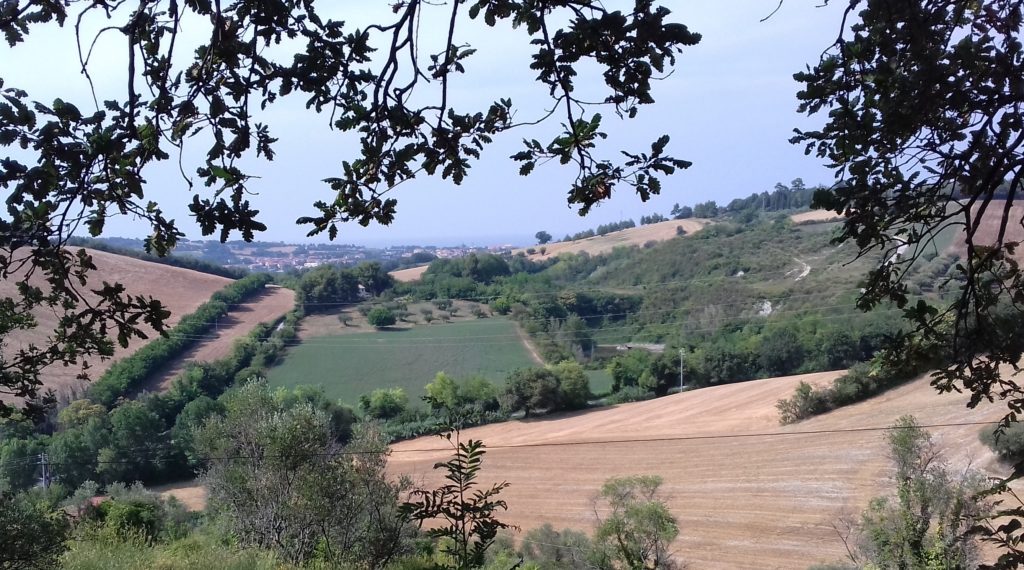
[[140, 286, 295, 392], [0, 249, 231, 398]]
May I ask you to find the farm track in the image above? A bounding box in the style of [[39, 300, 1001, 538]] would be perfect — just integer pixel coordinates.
[[389, 370, 1009, 569], [0, 248, 231, 399], [514, 324, 544, 365], [139, 286, 295, 393]]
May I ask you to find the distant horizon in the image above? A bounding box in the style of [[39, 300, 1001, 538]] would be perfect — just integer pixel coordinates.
[[84, 230, 541, 250], [3, 2, 846, 247]]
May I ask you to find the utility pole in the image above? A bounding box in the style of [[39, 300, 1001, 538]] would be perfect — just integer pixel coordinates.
[[679, 348, 685, 393], [39, 452, 50, 489]]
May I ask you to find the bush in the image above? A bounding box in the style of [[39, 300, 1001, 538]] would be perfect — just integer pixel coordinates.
[[490, 298, 512, 315], [604, 386, 653, 405], [980, 422, 1024, 463], [366, 307, 397, 328], [359, 388, 409, 420], [775, 381, 831, 424]]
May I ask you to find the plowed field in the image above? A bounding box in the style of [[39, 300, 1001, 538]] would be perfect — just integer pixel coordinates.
[[389, 371, 1008, 569], [0, 249, 231, 398]]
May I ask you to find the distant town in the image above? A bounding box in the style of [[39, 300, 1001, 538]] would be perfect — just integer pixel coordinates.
[[87, 236, 516, 273]]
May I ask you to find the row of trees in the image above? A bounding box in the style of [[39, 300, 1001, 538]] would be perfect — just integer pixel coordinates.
[[557, 219, 639, 243], [354, 363, 594, 439], [88, 274, 273, 407], [1, 308, 309, 493], [538, 180, 820, 247]]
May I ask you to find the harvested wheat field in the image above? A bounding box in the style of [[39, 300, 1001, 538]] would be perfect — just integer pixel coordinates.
[[141, 285, 295, 393], [947, 202, 1024, 262], [389, 264, 430, 283], [151, 480, 209, 512], [389, 370, 1009, 569], [514, 218, 710, 260], [789, 210, 844, 224], [0, 248, 231, 398]]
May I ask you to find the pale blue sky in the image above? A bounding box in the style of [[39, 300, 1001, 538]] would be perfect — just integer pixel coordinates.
[[1, 1, 846, 246]]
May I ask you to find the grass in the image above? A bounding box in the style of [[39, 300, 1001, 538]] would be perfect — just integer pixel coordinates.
[[585, 369, 614, 395], [267, 318, 538, 406]]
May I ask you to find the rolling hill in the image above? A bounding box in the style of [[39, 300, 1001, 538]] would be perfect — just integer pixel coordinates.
[[514, 218, 711, 260], [388, 218, 713, 283], [388, 370, 1008, 569], [0, 248, 232, 398]]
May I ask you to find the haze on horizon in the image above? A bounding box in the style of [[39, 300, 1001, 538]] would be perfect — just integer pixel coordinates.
[[1, 1, 846, 247]]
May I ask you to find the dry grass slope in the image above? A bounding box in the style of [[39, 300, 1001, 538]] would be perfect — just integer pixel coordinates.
[[0, 248, 231, 398], [789, 210, 844, 224], [389, 264, 430, 283], [389, 370, 1008, 569], [515, 218, 710, 260]]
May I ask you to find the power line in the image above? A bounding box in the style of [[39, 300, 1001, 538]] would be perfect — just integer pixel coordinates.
[[158, 308, 906, 348], [228, 259, 874, 309], [22, 420, 999, 468], [121, 285, 878, 337]]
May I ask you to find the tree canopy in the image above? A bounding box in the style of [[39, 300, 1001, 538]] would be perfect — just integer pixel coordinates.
[[794, 0, 1024, 413], [0, 0, 697, 416]]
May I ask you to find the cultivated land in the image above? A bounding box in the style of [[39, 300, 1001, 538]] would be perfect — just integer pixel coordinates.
[[388, 371, 1008, 569], [388, 219, 713, 283], [141, 285, 296, 393], [0, 248, 231, 398], [949, 202, 1024, 261], [390, 264, 430, 283], [515, 218, 710, 260], [267, 317, 538, 405], [789, 210, 844, 224]]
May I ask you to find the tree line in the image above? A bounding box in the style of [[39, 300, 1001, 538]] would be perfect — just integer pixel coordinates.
[[87, 274, 274, 407]]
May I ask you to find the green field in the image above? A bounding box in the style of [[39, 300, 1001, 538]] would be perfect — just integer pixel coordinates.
[[267, 318, 538, 406], [585, 369, 614, 395]]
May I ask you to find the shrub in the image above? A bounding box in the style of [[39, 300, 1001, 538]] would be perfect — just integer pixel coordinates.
[[605, 386, 652, 405], [359, 388, 409, 420], [367, 307, 397, 328], [980, 422, 1024, 463], [775, 381, 831, 424], [490, 298, 512, 315]]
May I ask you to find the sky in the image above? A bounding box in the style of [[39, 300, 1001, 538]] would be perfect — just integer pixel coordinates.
[[1, 1, 848, 247]]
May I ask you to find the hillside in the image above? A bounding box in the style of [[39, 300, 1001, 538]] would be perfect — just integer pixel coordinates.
[[515, 218, 710, 260], [948, 202, 1024, 261], [141, 285, 295, 393], [0, 248, 232, 398], [390, 264, 430, 283], [789, 210, 844, 224], [388, 371, 1007, 569]]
